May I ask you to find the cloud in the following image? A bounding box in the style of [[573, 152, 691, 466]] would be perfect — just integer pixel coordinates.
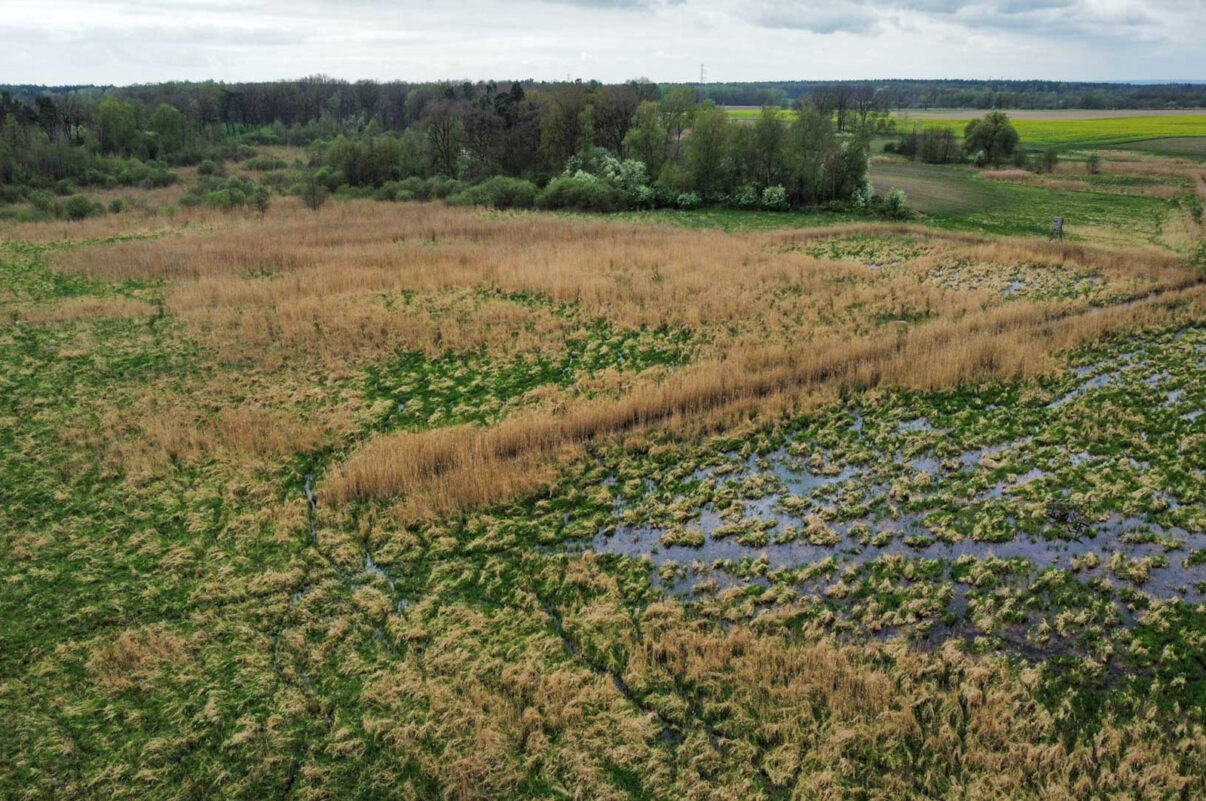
[[993, 0, 1076, 13], [749, 1, 880, 34], [0, 0, 1203, 85], [540, 0, 682, 8], [891, 0, 966, 12]]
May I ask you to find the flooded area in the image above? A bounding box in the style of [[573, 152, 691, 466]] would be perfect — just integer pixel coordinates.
[[576, 327, 1206, 641]]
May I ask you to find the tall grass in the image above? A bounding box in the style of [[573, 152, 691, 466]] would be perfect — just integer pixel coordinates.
[[43, 201, 1206, 516]]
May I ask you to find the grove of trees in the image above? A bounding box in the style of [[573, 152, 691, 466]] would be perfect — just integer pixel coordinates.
[[962, 111, 1020, 166], [2, 78, 888, 217]]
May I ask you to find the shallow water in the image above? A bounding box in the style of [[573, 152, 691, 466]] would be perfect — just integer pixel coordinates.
[[1047, 371, 1118, 409], [577, 331, 1206, 639]]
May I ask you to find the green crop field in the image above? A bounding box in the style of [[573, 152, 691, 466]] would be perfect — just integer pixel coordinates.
[[1118, 137, 1206, 159], [907, 114, 1206, 148], [867, 162, 1182, 241], [725, 107, 1206, 149], [724, 107, 794, 121]]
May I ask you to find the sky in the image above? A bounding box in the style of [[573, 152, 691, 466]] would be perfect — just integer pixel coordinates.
[[2, 0, 1203, 87]]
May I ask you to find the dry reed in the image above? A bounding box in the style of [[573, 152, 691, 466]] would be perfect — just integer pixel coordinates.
[[39, 201, 1206, 517]]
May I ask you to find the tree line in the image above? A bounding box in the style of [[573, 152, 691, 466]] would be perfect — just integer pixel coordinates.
[[2, 79, 895, 218], [674, 79, 1206, 110]]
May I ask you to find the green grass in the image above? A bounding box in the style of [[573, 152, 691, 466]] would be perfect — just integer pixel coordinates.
[[868, 162, 1178, 240], [724, 107, 1206, 149], [1117, 137, 1206, 160], [624, 164, 1181, 243], [365, 318, 694, 432], [614, 206, 859, 232], [906, 115, 1206, 149]]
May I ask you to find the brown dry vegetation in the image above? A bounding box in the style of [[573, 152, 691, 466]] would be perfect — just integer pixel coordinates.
[[0, 202, 237, 243], [39, 201, 1206, 520], [7, 295, 155, 324], [348, 596, 1204, 799], [977, 151, 1203, 202], [981, 169, 1186, 199]]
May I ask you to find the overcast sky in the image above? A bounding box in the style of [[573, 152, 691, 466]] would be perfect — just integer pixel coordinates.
[[3, 0, 1203, 87]]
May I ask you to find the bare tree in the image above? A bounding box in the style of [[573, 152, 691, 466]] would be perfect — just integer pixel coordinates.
[[831, 84, 853, 132], [423, 99, 467, 178], [852, 83, 878, 127]]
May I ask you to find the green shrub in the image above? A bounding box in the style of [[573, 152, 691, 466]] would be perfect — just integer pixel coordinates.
[[244, 156, 289, 171], [251, 187, 271, 213], [536, 175, 625, 212], [260, 171, 293, 191], [63, 194, 102, 221], [425, 176, 465, 199], [447, 176, 538, 209], [181, 176, 269, 211], [27, 190, 57, 214], [402, 177, 432, 198], [881, 188, 908, 218], [312, 167, 346, 192], [391, 177, 432, 200], [735, 184, 759, 209], [631, 184, 656, 209], [300, 178, 329, 211], [197, 159, 222, 176], [761, 185, 788, 211], [333, 185, 376, 200], [650, 183, 679, 208], [675, 191, 701, 210], [376, 182, 409, 202]]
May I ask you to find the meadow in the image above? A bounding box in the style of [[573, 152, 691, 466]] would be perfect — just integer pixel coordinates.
[[2, 138, 1206, 799]]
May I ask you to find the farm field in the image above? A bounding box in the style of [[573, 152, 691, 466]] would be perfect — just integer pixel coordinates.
[[726, 106, 1206, 150], [4, 144, 1206, 798], [867, 162, 1188, 243], [1118, 137, 1206, 160], [905, 114, 1206, 149], [623, 161, 1194, 246]]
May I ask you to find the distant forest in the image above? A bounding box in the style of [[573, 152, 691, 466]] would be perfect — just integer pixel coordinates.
[[7, 76, 1206, 117], [0, 77, 886, 218], [5, 77, 1206, 116], [675, 79, 1206, 110], [2, 76, 1201, 221]]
